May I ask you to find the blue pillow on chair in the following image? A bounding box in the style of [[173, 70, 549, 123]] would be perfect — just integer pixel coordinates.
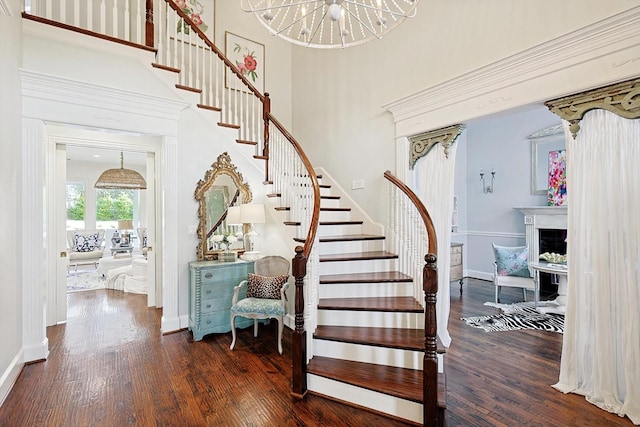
[[492, 244, 530, 277]]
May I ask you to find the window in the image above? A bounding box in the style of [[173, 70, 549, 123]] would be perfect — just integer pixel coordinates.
[[96, 189, 135, 229], [66, 182, 85, 229]]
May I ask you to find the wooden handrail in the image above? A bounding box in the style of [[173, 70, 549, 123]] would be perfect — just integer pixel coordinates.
[[383, 170, 438, 254], [164, 0, 265, 102], [383, 170, 440, 426], [267, 112, 321, 258]]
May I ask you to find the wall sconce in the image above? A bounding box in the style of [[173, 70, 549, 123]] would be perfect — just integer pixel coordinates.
[[480, 168, 496, 193]]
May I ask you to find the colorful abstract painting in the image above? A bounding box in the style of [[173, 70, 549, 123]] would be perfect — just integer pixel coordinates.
[[548, 149, 567, 206]]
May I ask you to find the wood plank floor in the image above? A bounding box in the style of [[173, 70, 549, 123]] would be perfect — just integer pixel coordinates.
[[0, 280, 634, 426]]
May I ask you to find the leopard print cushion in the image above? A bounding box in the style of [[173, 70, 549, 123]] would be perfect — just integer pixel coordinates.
[[246, 274, 289, 300]]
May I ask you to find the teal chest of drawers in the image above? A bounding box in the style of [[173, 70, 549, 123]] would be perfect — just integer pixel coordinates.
[[189, 259, 255, 341]]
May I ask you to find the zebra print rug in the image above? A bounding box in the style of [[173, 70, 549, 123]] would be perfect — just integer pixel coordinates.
[[461, 302, 564, 334]]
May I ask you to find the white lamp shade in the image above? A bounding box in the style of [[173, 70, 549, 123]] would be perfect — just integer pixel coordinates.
[[226, 205, 242, 225], [117, 220, 134, 230], [241, 204, 265, 224]]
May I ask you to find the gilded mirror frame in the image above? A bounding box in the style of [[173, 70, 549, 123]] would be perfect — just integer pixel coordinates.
[[194, 152, 252, 261]]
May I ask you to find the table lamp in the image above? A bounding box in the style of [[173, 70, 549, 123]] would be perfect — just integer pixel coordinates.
[[117, 219, 134, 247], [240, 204, 265, 260]]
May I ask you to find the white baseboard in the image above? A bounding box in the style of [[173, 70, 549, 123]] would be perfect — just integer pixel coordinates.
[[22, 338, 49, 363], [161, 314, 183, 334], [466, 269, 493, 282], [0, 350, 24, 407]]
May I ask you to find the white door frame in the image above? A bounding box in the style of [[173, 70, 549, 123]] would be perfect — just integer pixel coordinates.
[[21, 71, 188, 361], [48, 129, 162, 324]]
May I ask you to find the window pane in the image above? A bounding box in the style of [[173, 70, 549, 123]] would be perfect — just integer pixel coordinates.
[[66, 182, 85, 229], [96, 189, 135, 229]]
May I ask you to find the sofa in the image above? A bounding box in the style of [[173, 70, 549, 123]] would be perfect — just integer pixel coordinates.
[[66, 229, 106, 271]]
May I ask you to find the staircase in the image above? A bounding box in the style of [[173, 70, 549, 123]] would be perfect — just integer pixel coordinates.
[[22, 1, 446, 424], [271, 173, 445, 425]]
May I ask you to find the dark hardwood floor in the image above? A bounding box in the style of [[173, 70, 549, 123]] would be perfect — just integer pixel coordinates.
[[0, 280, 634, 426]]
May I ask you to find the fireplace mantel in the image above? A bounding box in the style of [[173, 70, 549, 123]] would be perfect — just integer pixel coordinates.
[[515, 206, 567, 263]]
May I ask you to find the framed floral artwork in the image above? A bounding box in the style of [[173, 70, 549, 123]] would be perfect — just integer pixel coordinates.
[[225, 32, 265, 94], [547, 149, 567, 206], [173, 0, 215, 43]]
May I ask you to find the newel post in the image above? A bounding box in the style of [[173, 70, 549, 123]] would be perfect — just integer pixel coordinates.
[[263, 93, 271, 183], [145, 0, 154, 48], [291, 246, 308, 399], [423, 253, 439, 426]]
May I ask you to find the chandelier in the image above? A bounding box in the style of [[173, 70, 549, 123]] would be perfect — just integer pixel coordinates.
[[241, 0, 419, 49], [94, 152, 147, 190]]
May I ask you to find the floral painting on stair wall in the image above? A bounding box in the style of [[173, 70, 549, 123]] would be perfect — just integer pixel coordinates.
[[174, 0, 215, 42], [547, 149, 567, 206], [225, 32, 265, 94]]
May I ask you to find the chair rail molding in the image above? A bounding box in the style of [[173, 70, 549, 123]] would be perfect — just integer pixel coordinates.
[[382, 5, 640, 139]]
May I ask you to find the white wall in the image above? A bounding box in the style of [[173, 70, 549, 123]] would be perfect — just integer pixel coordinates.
[[289, 0, 638, 225], [0, 0, 23, 405], [463, 106, 560, 279]]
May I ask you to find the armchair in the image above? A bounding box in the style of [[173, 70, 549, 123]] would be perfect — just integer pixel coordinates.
[[492, 243, 538, 306], [230, 256, 290, 354], [66, 229, 106, 271]]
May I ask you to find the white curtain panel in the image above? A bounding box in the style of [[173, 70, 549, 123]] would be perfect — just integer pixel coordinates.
[[412, 141, 459, 347], [554, 109, 640, 425]]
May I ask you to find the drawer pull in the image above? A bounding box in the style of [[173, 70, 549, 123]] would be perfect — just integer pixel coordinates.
[[205, 304, 212, 309], [205, 290, 212, 295], [206, 320, 211, 324], [204, 272, 213, 279]]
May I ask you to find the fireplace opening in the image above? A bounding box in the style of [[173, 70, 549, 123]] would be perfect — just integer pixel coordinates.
[[538, 228, 568, 296]]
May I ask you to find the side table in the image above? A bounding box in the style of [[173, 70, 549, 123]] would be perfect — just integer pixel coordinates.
[[451, 242, 464, 293], [529, 261, 568, 315]]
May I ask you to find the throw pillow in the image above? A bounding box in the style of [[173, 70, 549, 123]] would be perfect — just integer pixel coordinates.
[[73, 233, 101, 252], [492, 244, 530, 277], [246, 273, 289, 300]]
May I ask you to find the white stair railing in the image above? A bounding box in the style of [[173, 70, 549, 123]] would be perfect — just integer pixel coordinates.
[[387, 174, 431, 304], [155, 0, 265, 148], [24, 0, 148, 46]]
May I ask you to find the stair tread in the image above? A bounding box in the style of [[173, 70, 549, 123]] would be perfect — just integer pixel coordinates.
[[294, 233, 385, 244], [308, 356, 446, 408], [320, 234, 385, 242], [236, 139, 258, 146], [318, 296, 423, 312], [314, 325, 424, 351], [319, 271, 413, 284], [320, 251, 398, 262], [320, 220, 363, 225]]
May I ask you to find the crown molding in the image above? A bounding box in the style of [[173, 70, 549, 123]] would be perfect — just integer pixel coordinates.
[[21, 70, 189, 135], [383, 5, 640, 137]]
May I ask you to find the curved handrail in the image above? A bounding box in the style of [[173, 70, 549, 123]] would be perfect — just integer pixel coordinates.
[[167, 0, 320, 258], [267, 112, 321, 258], [383, 170, 438, 254], [166, 0, 265, 102]]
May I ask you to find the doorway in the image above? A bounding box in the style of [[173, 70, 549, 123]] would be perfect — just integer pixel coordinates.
[[48, 124, 161, 326]]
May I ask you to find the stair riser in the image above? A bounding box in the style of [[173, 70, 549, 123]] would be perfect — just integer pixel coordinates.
[[318, 210, 352, 222], [312, 339, 423, 370], [316, 224, 363, 237], [319, 258, 398, 275], [317, 240, 385, 255], [307, 375, 422, 425], [317, 310, 424, 328], [318, 282, 414, 299], [319, 198, 341, 209]]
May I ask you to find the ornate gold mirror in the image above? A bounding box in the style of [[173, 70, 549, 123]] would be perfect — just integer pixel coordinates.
[[194, 152, 252, 261]]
